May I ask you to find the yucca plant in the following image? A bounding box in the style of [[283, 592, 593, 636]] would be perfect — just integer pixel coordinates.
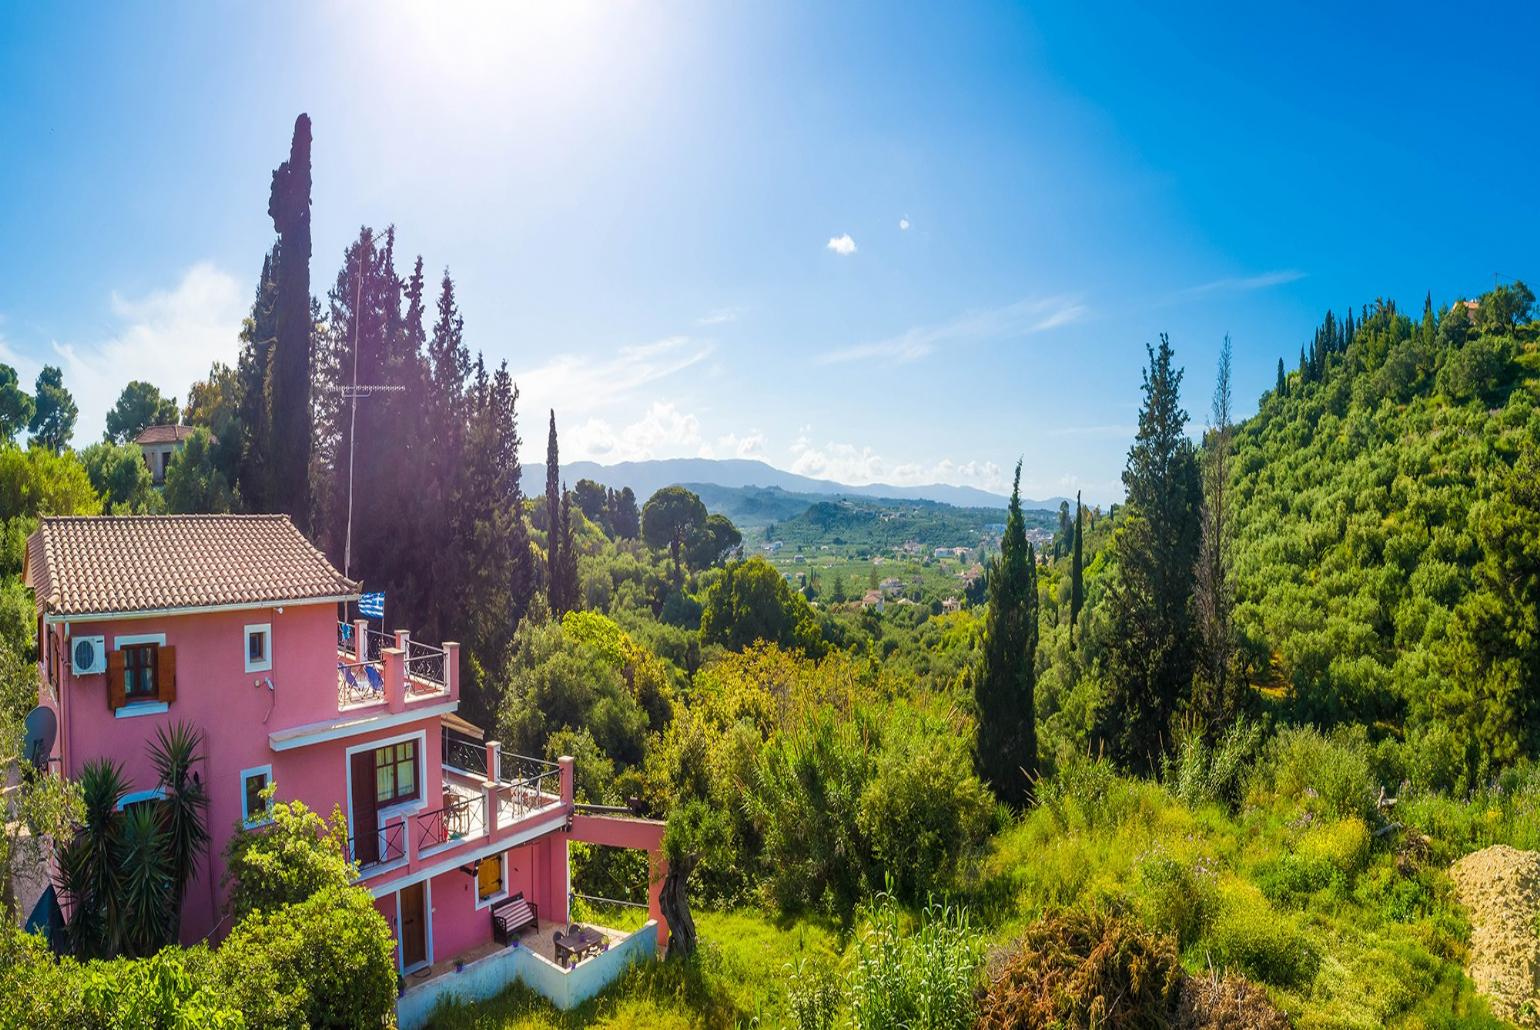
[[149, 721, 210, 928], [57, 758, 128, 958], [117, 801, 175, 956]]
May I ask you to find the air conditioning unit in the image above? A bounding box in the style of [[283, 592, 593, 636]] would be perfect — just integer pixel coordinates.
[[70, 636, 107, 676]]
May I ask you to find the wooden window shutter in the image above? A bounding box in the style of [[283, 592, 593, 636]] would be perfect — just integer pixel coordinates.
[[156, 645, 177, 704], [107, 649, 126, 711]]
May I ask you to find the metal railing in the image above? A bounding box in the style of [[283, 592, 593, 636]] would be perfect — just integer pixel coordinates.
[[442, 729, 488, 778], [417, 793, 486, 852], [337, 659, 385, 708], [349, 820, 406, 871], [406, 639, 447, 687], [496, 750, 560, 784], [502, 768, 562, 821]]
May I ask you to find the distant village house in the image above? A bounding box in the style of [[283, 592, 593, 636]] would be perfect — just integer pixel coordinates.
[[133, 424, 211, 485]]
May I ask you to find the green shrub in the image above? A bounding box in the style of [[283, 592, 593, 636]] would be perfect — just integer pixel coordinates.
[[978, 909, 1183, 1029], [845, 894, 982, 1030], [223, 792, 355, 920], [1205, 887, 1319, 988], [0, 924, 240, 1029], [785, 956, 840, 1030], [210, 884, 396, 1028], [1254, 725, 1378, 822], [1165, 720, 1263, 811], [1134, 848, 1218, 948], [1298, 817, 1371, 877]]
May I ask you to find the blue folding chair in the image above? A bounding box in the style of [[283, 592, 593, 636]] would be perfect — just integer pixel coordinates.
[[364, 664, 386, 695]]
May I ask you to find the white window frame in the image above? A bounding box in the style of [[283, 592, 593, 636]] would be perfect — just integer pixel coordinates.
[[473, 850, 509, 910], [244, 622, 273, 674], [114, 632, 167, 714], [343, 729, 428, 874], [240, 764, 274, 827]]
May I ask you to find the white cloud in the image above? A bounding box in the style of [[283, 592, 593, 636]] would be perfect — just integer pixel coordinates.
[[817, 295, 1087, 367], [0, 263, 246, 443], [514, 336, 713, 421], [706, 430, 766, 460], [826, 233, 857, 256], [788, 431, 1008, 493], [1177, 269, 1305, 297], [696, 307, 741, 326], [898, 217, 910, 231], [566, 401, 704, 463]]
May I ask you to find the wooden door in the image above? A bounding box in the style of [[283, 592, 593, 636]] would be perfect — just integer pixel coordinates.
[[400, 882, 427, 969], [350, 751, 378, 864]]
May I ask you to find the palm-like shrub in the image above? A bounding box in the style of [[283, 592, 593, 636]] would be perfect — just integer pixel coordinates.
[[56, 725, 211, 958], [57, 758, 128, 958], [148, 722, 210, 925], [116, 803, 174, 956]]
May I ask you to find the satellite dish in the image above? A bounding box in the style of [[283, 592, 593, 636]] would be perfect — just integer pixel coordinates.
[[23, 706, 57, 772]]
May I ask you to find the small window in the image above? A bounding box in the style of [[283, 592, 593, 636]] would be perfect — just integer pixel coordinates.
[[123, 644, 158, 700], [244, 623, 272, 673], [242, 767, 273, 826], [477, 854, 504, 901], [374, 740, 418, 806]]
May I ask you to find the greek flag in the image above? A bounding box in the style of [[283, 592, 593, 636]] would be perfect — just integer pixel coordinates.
[[358, 592, 385, 620]]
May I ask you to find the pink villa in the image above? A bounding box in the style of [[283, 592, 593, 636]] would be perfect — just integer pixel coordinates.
[[25, 514, 668, 1024]]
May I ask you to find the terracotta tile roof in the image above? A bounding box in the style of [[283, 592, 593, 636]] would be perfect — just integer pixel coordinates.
[[133, 424, 203, 445], [25, 515, 360, 617]]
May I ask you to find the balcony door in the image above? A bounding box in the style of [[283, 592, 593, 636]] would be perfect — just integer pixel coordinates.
[[350, 750, 379, 864]]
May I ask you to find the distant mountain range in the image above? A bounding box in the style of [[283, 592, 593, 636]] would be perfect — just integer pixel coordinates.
[[522, 458, 1064, 511]]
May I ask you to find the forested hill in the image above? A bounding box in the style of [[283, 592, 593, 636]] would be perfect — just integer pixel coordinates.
[[1227, 283, 1539, 786]]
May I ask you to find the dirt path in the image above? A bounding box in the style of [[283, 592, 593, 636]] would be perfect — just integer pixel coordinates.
[[1449, 845, 1540, 1028]]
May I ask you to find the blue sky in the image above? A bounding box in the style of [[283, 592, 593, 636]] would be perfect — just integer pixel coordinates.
[[1, 2, 1535, 505]]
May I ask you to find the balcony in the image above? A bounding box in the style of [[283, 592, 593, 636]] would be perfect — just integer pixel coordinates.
[[349, 731, 569, 882], [337, 621, 455, 712]]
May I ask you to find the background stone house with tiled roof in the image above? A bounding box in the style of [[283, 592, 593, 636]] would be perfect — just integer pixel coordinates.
[[133, 424, 210, 484]]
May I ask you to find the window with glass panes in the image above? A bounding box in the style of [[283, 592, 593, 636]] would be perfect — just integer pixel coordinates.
[[123, 644, 158, 700], [374, 740, 418, 805]]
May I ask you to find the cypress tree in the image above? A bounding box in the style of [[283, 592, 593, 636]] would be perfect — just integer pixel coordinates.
[[1275, 357, 1286, 397], [545, 411, 562, 614], [1194, 336, 1243, 734], [236, 247, 278, 511], [1095, 335, 1203, 773], [974, 461, 1039, 806], [267, 114, 313, 532], [555, 485, 580, 616], [1070, 489, 1084, 648]]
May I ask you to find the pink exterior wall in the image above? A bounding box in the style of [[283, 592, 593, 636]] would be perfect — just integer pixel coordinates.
[[374, 837, 565, 974], [41, 595, 667, 961], [43, 601, 355, 943]]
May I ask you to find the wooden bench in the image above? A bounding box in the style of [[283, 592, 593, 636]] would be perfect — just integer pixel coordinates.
[[491, 892, 537, 945]]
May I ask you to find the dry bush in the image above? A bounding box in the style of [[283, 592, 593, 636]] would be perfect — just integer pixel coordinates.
[[1175, 970, 1291, 1030], [976, 910, 1183, 1029]]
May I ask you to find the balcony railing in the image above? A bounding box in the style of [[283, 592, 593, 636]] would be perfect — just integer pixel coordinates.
[[417, 793, 486, 853], [442, 728, 488, 778], [338, 659, 385, 708], [406, 639, 447, 687], [504, 768, 562, 821], [348, 819, 406, 871]]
